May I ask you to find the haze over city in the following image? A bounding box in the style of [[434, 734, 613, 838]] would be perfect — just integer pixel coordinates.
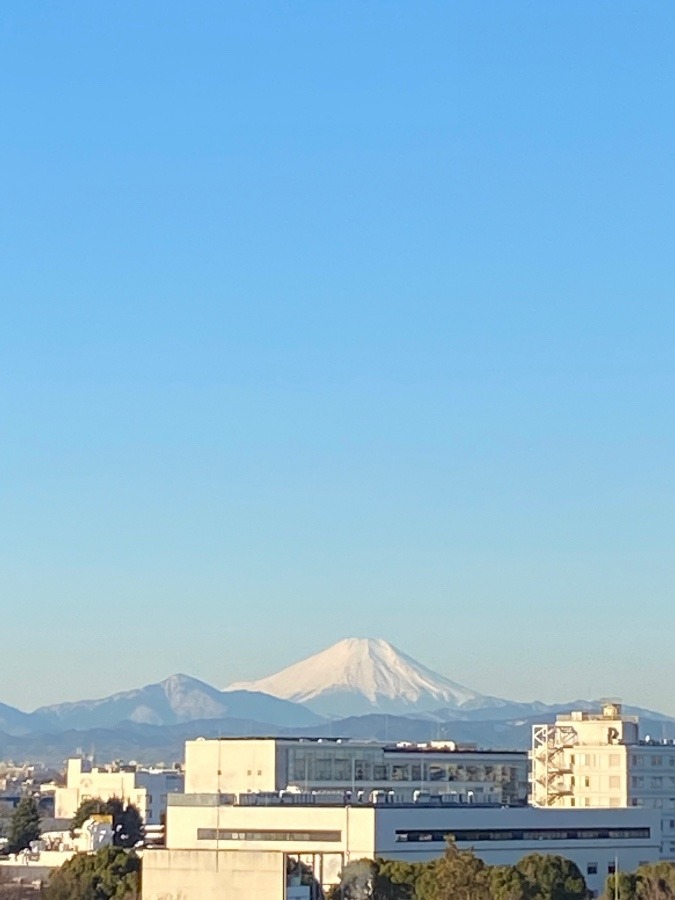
[[2, 1, 674, 716]]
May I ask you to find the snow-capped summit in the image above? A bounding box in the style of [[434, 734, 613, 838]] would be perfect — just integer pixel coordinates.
[[225, 637, 500, 717]]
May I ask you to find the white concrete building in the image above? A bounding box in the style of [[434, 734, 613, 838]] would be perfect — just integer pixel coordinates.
[[531, 703, 675, 856], [54, 758, 184, 825], [185, 736, 528, 805], [142, 791, 661, 899], [141, 734, 663, 899]]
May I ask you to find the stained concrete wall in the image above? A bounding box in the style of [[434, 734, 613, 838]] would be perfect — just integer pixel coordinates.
[[142, 848, 283, 900]]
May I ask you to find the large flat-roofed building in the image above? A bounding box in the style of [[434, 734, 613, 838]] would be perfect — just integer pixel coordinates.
[[141, 734, 663, 899], [531, 703, 675, 855], [55, 758, 184, 825], [185, 736, 528, 805], [143, 793, 661, 899]]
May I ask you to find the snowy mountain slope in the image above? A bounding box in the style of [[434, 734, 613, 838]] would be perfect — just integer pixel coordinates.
[[34, 674, 322, 730], [225, 637, 504, 717]]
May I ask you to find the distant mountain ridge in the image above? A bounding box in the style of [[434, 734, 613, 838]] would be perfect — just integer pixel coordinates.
[[226, 637, 505, 717], [0, 675, 321, 737], [2, 704, 675, 768], [0, 638, 674, 762]]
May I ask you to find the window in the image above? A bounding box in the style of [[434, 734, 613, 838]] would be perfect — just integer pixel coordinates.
[[198, 829, 341, 842], [336, 758, 352, 781], [394, 827, 650, 843], [315, 756, 332, 780], [352, 757, 373, 781], [607, 863, 616, 874], [587, 863, 598, 875], [610, 776, 621, 789]]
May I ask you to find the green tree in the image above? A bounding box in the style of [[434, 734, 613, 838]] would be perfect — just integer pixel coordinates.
[[415, 840, 491, 900], [43, 846, 140, 900], [489, 863, 531, 900], [604, 870, 638, 900], [635, 861, 675, 899], [6, 793, 40, 853], [515, 853, 587, 900], [71, 797, 143, 848]]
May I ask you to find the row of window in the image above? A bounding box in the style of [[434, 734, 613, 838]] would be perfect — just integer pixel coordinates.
[[394, 827, 650, 843], [571, 754, 622, 768], [631, 776, 675, 788], [570, 775, 623, 789], [287, 751, 521, 785], [197, 829, 342, 842], [630, 798, 675, 809], [631, 756, 675, 768], [197, 825, 651, 845]]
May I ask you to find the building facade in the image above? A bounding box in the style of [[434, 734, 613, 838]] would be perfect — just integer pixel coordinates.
[[530, 703, 675, 856], [185, 737, 528, 805], [143, 789, 661, 899], [54, 758, 184, 825], [141, 733, 663, 899]]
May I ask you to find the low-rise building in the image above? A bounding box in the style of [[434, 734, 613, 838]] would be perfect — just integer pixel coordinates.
[[143, 791, 661, 899], [141, 734, 663, 899], [54, 758, 184, 825]]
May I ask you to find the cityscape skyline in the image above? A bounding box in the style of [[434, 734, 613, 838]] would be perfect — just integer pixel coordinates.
[[2, 2, 674, 714]]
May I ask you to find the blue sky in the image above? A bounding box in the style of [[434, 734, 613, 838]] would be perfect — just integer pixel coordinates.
[[2, 2, 674, 712]]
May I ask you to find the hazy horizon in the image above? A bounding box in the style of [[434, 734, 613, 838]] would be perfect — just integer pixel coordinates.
[[2, 2, 674, 714]]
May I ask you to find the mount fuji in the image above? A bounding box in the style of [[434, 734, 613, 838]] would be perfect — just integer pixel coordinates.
[[225, 637, 505, 717]]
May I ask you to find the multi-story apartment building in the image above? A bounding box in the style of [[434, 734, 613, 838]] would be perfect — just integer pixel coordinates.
[[54, 757, 184, 825], [184, 736, 528, 805], [530, 703, 675, 856]]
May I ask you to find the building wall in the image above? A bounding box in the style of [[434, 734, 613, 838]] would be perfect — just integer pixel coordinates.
[[158, 799, 660, 900], [185, 739, 279, 795], [142, 848, 283, 900], [165, 799, 376, 861], [530, 706, 675, 856], [373, 805, 661, 898], [184, 738, 528, 804], [54, 759, 184, 825]]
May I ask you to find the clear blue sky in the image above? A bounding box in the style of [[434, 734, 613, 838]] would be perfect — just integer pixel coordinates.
[[2, 1, 674, 713]]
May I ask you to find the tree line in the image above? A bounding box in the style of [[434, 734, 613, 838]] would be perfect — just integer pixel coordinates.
[[326, 840, 675, 900]]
